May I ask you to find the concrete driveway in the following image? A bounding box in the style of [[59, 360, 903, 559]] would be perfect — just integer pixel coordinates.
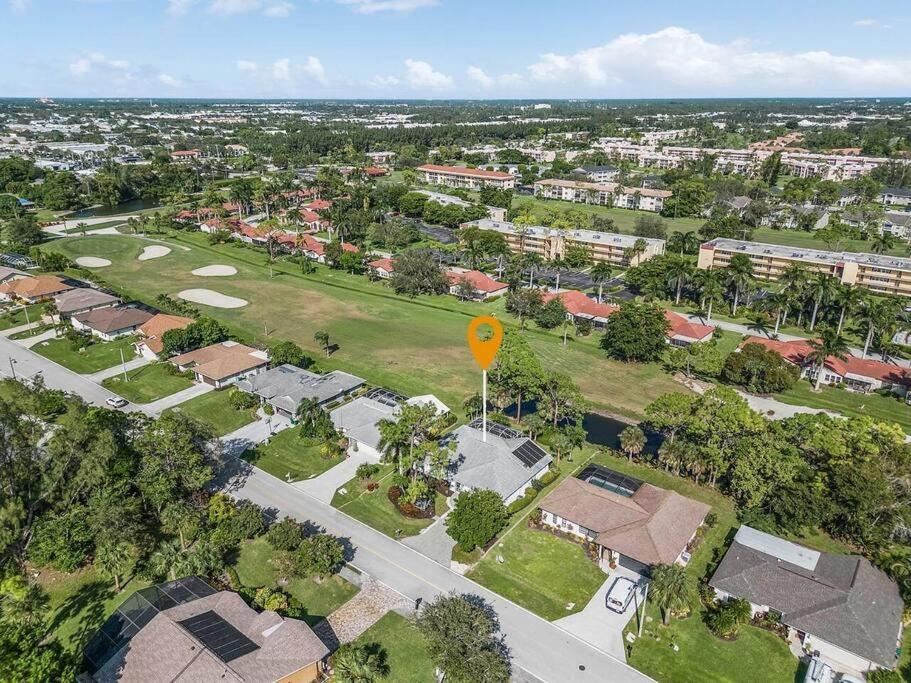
[[293, 447, 379, 503], [554, 566, 647, 661]]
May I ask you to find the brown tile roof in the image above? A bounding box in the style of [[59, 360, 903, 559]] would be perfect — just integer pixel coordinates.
[[138, 313, 194, 354], [540, 476, 710, 566], [0, 274, 73, 300], [96, 591, 328, 683], [171, 341, 267, 382], [445, 269, 508, 294], [73, 305, 154, 334]]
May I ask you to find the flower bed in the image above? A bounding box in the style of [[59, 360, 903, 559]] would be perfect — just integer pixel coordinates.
[[387, 485, 435, 519]]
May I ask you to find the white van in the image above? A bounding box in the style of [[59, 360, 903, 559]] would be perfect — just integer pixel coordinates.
[[605, 577, 638, 613]]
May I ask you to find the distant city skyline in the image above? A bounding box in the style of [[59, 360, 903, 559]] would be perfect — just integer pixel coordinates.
[[3, 0, 911, 99]]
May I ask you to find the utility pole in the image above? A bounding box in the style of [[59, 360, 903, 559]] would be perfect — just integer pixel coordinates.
[[637, 581, 649, 638], [120, 347, 128, 382], [23, 304, 30, 334], [8, 357, 17, 380]]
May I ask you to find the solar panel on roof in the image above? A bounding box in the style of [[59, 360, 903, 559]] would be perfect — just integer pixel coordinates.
[[511, 441, 548, 468], [178, 611, 260, 663]]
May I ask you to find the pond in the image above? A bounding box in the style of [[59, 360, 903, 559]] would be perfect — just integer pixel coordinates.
[[67, 198, 162, 218]]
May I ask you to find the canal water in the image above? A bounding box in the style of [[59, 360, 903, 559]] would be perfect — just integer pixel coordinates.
[[67, 198, 162, 218]]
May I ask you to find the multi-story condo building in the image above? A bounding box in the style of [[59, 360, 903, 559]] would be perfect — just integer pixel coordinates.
[[880, 187, 911, 208], [534, 179, 671, 213], [463, 219, 665, 267], [417, 164, 516, 190], [698, 238, 911, 298], [572, 165, 621, 183]]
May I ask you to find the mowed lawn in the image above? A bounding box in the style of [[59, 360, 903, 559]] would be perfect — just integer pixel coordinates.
[[776, 380, 911, 433], [101, 362, 194, 403], [0, 303, 44, 330], [331, 465, 444, 538], [166, 388, 257, 435], [42, 233, 686, 418], [233, 537, 358, 626], [34, 334, 140, 374], [242, 428, 344, 481], [352, 612, 436, 683]]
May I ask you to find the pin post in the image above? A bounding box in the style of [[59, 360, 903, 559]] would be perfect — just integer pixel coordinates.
[[467, 316, 503, 442]]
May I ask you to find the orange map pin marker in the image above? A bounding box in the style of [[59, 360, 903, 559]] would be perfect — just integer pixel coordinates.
[[467, 315, 503, 370]]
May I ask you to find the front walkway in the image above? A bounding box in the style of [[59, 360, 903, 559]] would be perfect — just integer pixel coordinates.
[[401, 513, 456, 566], [137, 382, 215, 416], [221, 413, 293, 457], [292, 446, 379, 503], [0, 321, 42, 337], [14, 328, 57, 348], [553, 565, 645, 663], [86, 356, 151, 382]]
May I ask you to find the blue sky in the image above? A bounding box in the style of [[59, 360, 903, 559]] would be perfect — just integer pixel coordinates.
[[3, 0, 911, 98]]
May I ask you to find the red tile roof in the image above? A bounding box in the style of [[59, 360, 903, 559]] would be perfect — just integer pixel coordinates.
[[303, 199, 332, 211], [446, 269, 507, 293], [364, 166, 389, 176], [739, 336, 910, 385], [417, 164, 515, 179], [665, 311, 715, 342], [368, 258, 395, 273], [542, 289, 618, 319]]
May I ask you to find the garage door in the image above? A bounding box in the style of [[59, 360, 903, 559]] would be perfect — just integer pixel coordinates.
[[618, 555, 650, 577]]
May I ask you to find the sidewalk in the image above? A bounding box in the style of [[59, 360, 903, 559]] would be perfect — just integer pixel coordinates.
[[86, 356, 151, 383], [14, 329, 57, 348], [137, 383, 214, 416]]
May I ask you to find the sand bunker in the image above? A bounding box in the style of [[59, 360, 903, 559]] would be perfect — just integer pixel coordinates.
[[178, 289, 248, 309], [191, 265, 238, 277], [138, 245, 171, 261], [75, 256, 111, 268]]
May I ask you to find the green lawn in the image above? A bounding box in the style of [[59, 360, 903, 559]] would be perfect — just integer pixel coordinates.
[[468, 523, 607, 620], [41, 233, 686, 420], [101, 362, 194, 403], [0, 303, 43, 330], [751, 226, 909, 258], [352, 612, 436, 683], [242, 428, 344, 481], [34, 334, 140, 374], [233, 537, 358, 626], [332, 465, 445, 538], [40, 566, 149, 651], [776, 380, 911, 434], [8, 323, 55, 340], [165, 388, 257, 435]]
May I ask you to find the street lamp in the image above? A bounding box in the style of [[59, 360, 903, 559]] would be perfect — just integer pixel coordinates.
[[8, 357, 17, 380]]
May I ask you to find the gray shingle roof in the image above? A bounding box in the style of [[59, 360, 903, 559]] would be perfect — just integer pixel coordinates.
[[329, 396, 397, 451], [709, 526, 903, 668], [443, 425, 552, 500], [238, 364, 364, 414], [53, 287, 120, 315]]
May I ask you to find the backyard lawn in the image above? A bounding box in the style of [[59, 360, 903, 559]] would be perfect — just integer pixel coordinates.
[[776, 381, 911, 434], [232, 536, 358, 626], [468, 523, 607, 621], [34, 334, 139, 374], [242, 428, 344, 481], [512, 197, 705, 236], [0, 303, 44, 330], [352, 612, 436, 683], [331, 465, 446, 538], [40, 566, 149, 651], [41, 233, 686, 419], [101, 362, 194, 403], [165, 388, 257, 435]]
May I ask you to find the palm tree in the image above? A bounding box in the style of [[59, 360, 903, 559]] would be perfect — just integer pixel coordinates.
[[42, 301, 59, 335], [619, 425, 646, 464], [550, 256, 567, 291], [96, 541, 133, 592], [668, 230, 699, 256], [649, 563, 696, 625], [833, 284, 867, 335], [665, 256, 694, 305], [590, 262, 613, 303], [331, 644, 388, 683], [314, 330, 331, 357], [762, 290, 790, 336], [377, 418, 411, 473], [872, 231, 896, 255], [807, 326, 850, 391], [695, 270, 724, 322], [725, 253, 753, 316], [150, 539, 183, 581], [524, 252, 543, 288], [623, 238, 648, 266], [778, 264, 808, 326], [806, 273, 837, 331], [550, 431, 574, 463]]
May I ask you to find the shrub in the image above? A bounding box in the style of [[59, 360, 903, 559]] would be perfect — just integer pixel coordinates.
[[446, 489, 508, 552], [211, 501, 265, 549], [356, 463, 381, 480], [229, 389, 258, 410], [709, 598, 752, 639], [28, 509, 93, 572], [266, 518, 305, 552], [537, 469, 558, 487], [506, 492, 537, 515], [296, 533, 345, 578], [704, 512, 718, 528], [253, 586, 289, 612], [869, 670, 903, 683], [721, 343, 799, 393]]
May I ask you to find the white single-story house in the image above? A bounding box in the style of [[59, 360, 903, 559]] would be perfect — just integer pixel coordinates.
[[171, 341, 268, 388], [72, 305, 154, 341], [53, 287, 121, 321], [238, 364, 365, 419]]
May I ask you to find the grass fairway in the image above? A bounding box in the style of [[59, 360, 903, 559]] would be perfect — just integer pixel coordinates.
[[242, 428, 344, 481], [34, 334, 139, 374], [332, 465, 444, 538], [233, 537, 358, 625], [352, 612, 436, 683], [166, 388, 257, 435], [751, 226, 909, 258], [40, 566, 149, 651], [777, 380, 911, 433], [468, 523, 607, 621], [0, 303, 43, 331], [101, 362, 194, 403], [41, 233, 686, 419]]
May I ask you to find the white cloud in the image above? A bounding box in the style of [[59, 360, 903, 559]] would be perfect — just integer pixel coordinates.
[[853, 18, 877, 26], [369, 74, 400, 88], [158, 73, 184, 88], [166, 0, 198, 14], [336, 0, 436, 13], [9, 0, 30, 12], [271, 57, 291, 82], [236, 59, 258, 72], [70, 52, 130, 77], [525, 26, 911, 96], [236, 56, 328, 88], [404, 59, 452, 89], [264, 0, 293, 16], [208, 0, 260, 13], [301, 56, 327, 85], [467, 65, 525, 90]]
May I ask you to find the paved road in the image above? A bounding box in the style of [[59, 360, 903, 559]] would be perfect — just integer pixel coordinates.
[[222, 462, 652, 683]]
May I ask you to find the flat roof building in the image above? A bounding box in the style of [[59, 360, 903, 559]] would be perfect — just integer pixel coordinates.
[[416, 164, 516, 190], [534, 178, 672, 213], [698, 238, 911, 298]]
